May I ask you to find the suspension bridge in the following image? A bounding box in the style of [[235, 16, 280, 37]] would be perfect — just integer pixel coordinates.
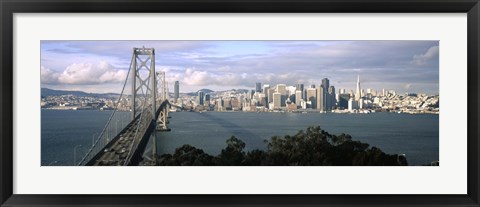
[[77, 47, 175, 166]]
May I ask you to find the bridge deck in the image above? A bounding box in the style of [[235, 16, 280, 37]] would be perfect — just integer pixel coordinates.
[[85, 100, 170, 166], [90, 118, 143, 166]]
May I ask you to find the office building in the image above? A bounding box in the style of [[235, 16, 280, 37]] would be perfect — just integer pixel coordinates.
[[197, 91, 205, 106], [295, 90, 302, 105], [317, 86, 324, 111], [338, 94, 350, 109], [296, 84, 304, 99], [256, 82, 262, 92], [307, 88, 317, 109], [174, 81, 180, 104], [348, 98, 358, 111], [329, 85, 336, 110], [273, 92, 281, 109]]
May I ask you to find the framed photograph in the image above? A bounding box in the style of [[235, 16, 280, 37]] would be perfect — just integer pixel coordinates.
[[1, 0, 479, 206]]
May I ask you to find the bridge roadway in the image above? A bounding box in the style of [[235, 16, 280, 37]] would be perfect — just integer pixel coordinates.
[[85, 100, 169, 166], [90, 118, 141, 166]]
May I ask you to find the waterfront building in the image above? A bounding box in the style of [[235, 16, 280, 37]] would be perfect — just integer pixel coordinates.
[[338, 94, 350, 109], [329, 85, 336, 109], [174, 81, 179, 104], [267, 88, 275, 105], [197, 91, 205, 106], [307, 88, 317, 109], [273, 92, 281, 109], [204, 94, 210, 106], [296, 84, 304, 99], [276, 84, 287, 107], [348, 98, 358, 111], [257, 93, 266, 106], [216, 98, 224, 111], [263, 84, 270, 104], [317, 85, 324, 111], [295, 90, 302, 105], [287, 103, 297, 111], [300, 99, 307, 109], [323, 78, 330, 109], [339, 88, 346, 94]]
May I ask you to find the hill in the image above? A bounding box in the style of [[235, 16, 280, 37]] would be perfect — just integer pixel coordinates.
[[41, 88, 120, 98]]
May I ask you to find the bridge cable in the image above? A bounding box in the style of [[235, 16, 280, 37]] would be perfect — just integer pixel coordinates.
[[78, 55, 134, 165]]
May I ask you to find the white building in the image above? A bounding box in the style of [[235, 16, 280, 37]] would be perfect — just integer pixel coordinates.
[[273, 92, 282, 109], [295, 90, 302, 105], [348, 98, 358, 111]]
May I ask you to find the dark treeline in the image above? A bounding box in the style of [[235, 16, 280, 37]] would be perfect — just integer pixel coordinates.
[[157, 126, 408, 166]]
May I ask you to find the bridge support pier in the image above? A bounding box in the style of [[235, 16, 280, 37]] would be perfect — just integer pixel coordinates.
[[156, 107, 170, 131]]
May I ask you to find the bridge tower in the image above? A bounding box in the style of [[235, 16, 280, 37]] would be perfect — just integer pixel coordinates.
[[156, 71, 170, 131], [131, 47, 156, 120]]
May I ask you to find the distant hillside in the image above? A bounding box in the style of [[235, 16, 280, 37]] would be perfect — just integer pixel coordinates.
[[186, 89, 214, 96], [41, 88, 120, 98], [185, 88, 253, 96]]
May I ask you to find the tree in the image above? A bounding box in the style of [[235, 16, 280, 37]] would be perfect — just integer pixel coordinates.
[[216, 136, 246, 166], [158, 126, 409, 166], [157, 144, 214, 166]]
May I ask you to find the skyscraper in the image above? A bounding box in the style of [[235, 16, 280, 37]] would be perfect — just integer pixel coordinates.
[[272, 92, 281, 109], [266, 88, 273, 104], [263, 84, 270, 107], [329, 85, 336, 110], [295, 90, 302, 105], [320, 78, 330, 111], [338, 94, 350, 109], [256, 82, 262, 92], [276, 84, 287, 95], [355, 75, 362, 100], [197, 91, 205, 106], [174, 81, 179, 104], [205, 94, 210, 103], [295, 84, 304, 99], [317, 86, 324, 111], [276, 84, 287, 107], [307, 88, 317, 109]]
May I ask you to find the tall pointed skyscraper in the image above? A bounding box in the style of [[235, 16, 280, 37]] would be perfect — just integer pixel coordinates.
[[355, 75, 361, 100]]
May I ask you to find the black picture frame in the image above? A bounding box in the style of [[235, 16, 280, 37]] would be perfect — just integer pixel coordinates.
[[1, 0, 479, 206]]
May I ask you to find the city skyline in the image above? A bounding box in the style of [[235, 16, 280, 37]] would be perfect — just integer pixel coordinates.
[[41, 40, 439, 95]]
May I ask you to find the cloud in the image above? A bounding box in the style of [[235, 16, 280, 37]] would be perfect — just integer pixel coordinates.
[[41, 66, 60, 84], [165, 68, 315, 91], [412, 45, 439, 66], [41, 61, 128, 85], [42, 41, 439, 94]]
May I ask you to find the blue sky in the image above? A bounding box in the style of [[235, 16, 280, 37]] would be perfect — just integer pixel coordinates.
[[41, 40, 439, 95]]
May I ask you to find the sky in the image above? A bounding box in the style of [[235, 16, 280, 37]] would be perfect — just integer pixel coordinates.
[[41, 40, 439, 95]]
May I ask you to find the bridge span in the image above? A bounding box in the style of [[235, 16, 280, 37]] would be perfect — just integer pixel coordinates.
[[86, 100, 170, 166], [78, 47, 173, 166]]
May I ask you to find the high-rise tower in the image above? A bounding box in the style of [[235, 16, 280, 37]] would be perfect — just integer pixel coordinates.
[[256, 82, 262, 92], [355, 75, 361, 100], [174, 81, 179, 103]]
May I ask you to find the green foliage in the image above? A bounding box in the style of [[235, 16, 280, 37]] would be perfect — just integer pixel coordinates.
[[157, 126, 407, 166], [158, 144, 214, 166], [217, 136, 246, 166]]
